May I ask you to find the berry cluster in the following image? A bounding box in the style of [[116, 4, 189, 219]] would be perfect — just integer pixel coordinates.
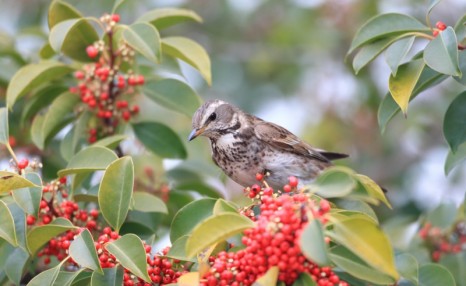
[[419, 221, 466, 262], [70, 13, 142, 143], [432, 21, 447, 37], [201, 177, 347, 286]]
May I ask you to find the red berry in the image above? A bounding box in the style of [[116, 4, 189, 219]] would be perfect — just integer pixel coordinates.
[[433, 30, 439, 37], [255, 173, 263, 181], [8, 136, 16, 147], [74, 70, 85, 79], [283, 184, 292, 193], [17, 158, 29, 170], [100, 92, 109, 100], [42, 215, 52, 224], [128, 76, 137, 86], [26, 215, 36, 225], [117, 100, 128, 109], [131, 105, 140, 114], [436, 21, 447, 31], [86, 45, 98, 58], [288, 176, 298, 188], [136, 75, 145, 85], [111, 14, 120, 23], [90, 209, 99, 218], [122, 111, 131, 121]]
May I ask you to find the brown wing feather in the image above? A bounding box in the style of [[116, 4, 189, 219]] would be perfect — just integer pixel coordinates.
[[254, 121, 332, 163]]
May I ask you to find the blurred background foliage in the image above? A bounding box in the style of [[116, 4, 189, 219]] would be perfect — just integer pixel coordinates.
[[1, 0, 465, 223]]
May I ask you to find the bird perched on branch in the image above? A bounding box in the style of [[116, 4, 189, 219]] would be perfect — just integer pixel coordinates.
[[188, 99, 348, 190]]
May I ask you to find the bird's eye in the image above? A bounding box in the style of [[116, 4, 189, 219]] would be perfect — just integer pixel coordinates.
[[208, 112, 217, 121]]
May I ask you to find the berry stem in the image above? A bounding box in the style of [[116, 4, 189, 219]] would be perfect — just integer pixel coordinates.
[[6, 143, 18, 166]]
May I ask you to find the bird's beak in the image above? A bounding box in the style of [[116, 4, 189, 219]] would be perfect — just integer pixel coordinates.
[[188, 127, 205, 141]]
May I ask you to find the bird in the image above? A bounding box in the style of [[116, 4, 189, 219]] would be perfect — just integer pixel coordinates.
[[188, 99, 348, 190]]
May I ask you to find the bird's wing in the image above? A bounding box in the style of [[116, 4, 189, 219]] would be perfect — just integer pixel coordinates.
[[254, 121, 336, 163]]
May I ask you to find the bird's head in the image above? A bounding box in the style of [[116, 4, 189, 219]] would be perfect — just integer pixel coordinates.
[[188, 99, 238, 141]]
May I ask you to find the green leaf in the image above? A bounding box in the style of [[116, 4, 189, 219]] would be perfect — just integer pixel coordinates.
[[454, 49, 466, 85], [254, 266, 279, 286], [426, 202, 457, 230], [39, 43, 56, 59], [443, 91, 466, 152], [378, 66, 447, 133], [162, 37, 211, 85], [445, 142, 466, 175], [0, 107, 8, 145], [68, 270, 92, 286], [419, 264, 455, 286], [385, 36, 415, 76], [6, 61, 74, 108], [293, 273, 317, 286], [106, 234, 151, 283], [170, 198, 217, 242], [299, 219, 330, 266], [20, 85, 67, 125], [0, 201, 17, 247], [99, 156, 134, 232], [440, 252, 466, 286], [213, 199, 238, 215], [92, 134, 127, 149], [143, 79, 201, 117], [27, 260, 65, 286], [49, 18, 100, 62], [0, 171, 40, 194], [329, 245, 396, 284], [328, 218, 399, 280], [58, 146, 118, 177], [353, 37, 397, 74], [136, 8, 202, 30], [31, 113, 46, 149], [388, 59, 425, 115], [186, 213, 255, 258], [454, 14, 466, 44], [166, 235, 196, 262], [132, 121, 187, 159], [396, 253, 418, 286], [427, 0, 442, 16], [133, 191, 168, 213], [424, 27, 461, 76], [53, 270, 85, 286], [69, 229, 103, 273], [5, 247, 29, 285], [60, 111, 91, 161], [27, 217, 76, 255], [312, 166, 356, 198], [334, 199, 378, 223], [12, 172, 42, 217], [355, 174, 391, 208], [90, 267, 124, 286], [123, 22, 161, 63], [348, 13, 429, 54], [48, 0, 82, 28], [42, 91, 80, 145]]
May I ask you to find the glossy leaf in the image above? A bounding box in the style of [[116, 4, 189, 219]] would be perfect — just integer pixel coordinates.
[[454, 13, 466, 44], [312, 166, 356, 198], [7, 202, 27, 250], [162, 37, 211, 85], [0, 171, 39, 194], [293, 273, 317, 286], [99, 156, 134, 232], [27, 260, 64, 286], [0, 200, 17, 246], [69, 270, 92, 286], [0, 107, 8, 145], [90, 267, 124, 286], [123, 22, 161, 63], [170, 198, 217, 242], [213, 199, 238, 214], [177, 272, 200, 285], [106, 234, 151, 283], [60, 111, 91, 161], [133, 191, 168, 214], [440, 252, 466, 285], [5, 247, 29, 285], [167, 235, 196, 262], [427, 0, 442, 16], [396, 253, 418, 286], [329, 245, 395, 284], [136, 8, 202, 30], [6, 61, 74, 108], [20, 85, 67, 125], [445, 142, 466, 175], [12, 172, 42, 217], [31, 113, 46, 149], [27, 217, 76, 255], [454, 49, 466, 85], [49, 18, 99, 62], [355, 174, 391, 208], [378, 66, 447, 133], [443, 91, 466, 152], [334, 199, 378, 223], [328, 218, 399, 280], [132, 121, 187, 159], [48, 0, 82, 28], [388, 59, 425, 115], [93, 134, 128, 149], [53, 270, 85, 286], [58, 146, 118, 177], [143, 79, 201, 117], [419, 264, 455, 286], [42, 91, 79, 145], [385, 36, 415, 76], [353, 37, 396, 74], [299, 219, 330, 266], [186, 213, 255, 258], [348, 13, 429, 54], [69, 229, 103, 273], [254, 266, 279, 286], [424, 27, 461, 76]]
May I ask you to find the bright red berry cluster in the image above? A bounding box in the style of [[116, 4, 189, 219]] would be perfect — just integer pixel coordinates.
[[433, 21, 447, 37], [70, 13, 142, 143], [419, 221, 466, 262], [201, 178, 347, 286]]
